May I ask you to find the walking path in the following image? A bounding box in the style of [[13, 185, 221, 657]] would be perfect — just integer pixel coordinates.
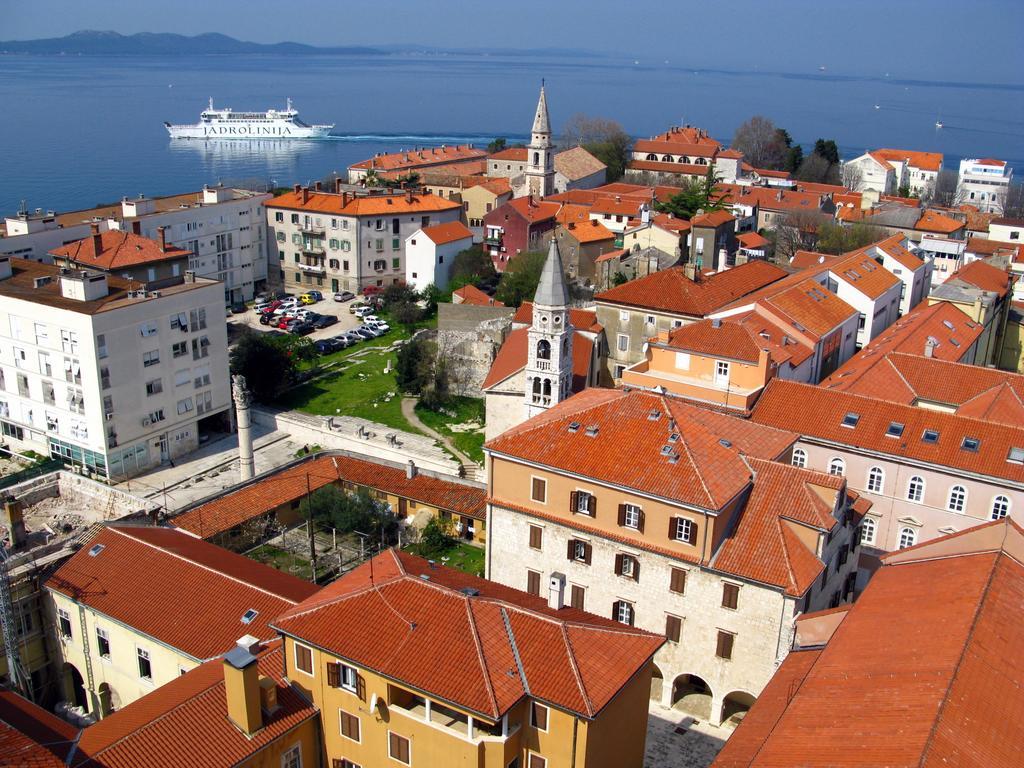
[[401, 397, 481, 480]]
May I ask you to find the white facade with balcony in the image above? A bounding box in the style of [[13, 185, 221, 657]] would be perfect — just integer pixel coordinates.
[[957, 158, 1012, 214]]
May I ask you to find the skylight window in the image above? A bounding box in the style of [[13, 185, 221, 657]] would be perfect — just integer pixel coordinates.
[[886, 422, 905, 438], [1008, 447, 1024, 464], [241, 609, 259, 625], [922, 429, 940, 444], [88, 544, 105, 557], [961, 437, 980, 452], [942, 320, 955, 330], [842, 412, 860, 428]]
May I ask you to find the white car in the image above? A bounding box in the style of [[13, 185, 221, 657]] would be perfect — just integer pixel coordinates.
[[294, 309, 316, 321], [354, 306, 374, 318], [253, 302, 272, 314], [367, 320, 391, 332]]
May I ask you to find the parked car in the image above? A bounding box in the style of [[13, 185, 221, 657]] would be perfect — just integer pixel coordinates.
[[312, 315, 338, 329], [229, 303, 246, 314], [354, 305, 375, 318], [313, 338, 344, 354], [253, 301, 272, 314], [294, 309, 316, 321], [339, 331, 362, 345], [366, 319, 391, 333], [333, 291, 356, 303], [349, 301, 367, 314], [359, 324, 385, 338], [349, 327, 374, 340], [330, 334, 352, 348], [299, 293, 318, 305], [276, 317, 296, 329], [288, 321, 314, 336], [259, 312, 276, 326]]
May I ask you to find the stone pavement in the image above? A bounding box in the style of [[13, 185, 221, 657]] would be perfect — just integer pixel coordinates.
[[645, 702, 730, 768]]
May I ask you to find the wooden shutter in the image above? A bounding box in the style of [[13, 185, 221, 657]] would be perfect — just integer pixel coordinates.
[[529, 525, 542, 549], [665, 615, 681, 643], [716, 631, 734, 660], [688, 519, 699, 545], [389, 732, 410, 763], [612, 600, 621, 620], [614, 553, 623, 575], [531, 702, 548, 730], [326, 661, 341, 688], [637, 509, 645, 533], [583, 541, 592, 565], [571, 584, 585, 610], [668, 517, 678, 539], [722, 583, 739, 609], [527, 571, 541, 596], [567, 539, 576, 561], [355, 672, 366, 701], [670, 567, 686, 594], [618, 504, 627, 526], [631, 557, 641, 582], [570, 491, 579, 513], [587, 493, 597, 516]]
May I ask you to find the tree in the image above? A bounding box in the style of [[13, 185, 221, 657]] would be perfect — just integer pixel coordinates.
[[795, 153, 840, 185], [612, 271, 629, 286], [776, 129, 803, 173], [419, 516, 455, 555], [841, 163, 863, 191], [450, 244, 497, 287], [1002, 182, 1024, 219], [304, 486, 398, 542], [391, 301, 424, 330], [813, 139, 840, 166], [925, 169, 959, 207], [653, 167, 728, 219], [815, 222, 891, 254], [396, 335, 435, 393], [731, 116, 787, 170], [494, 250, 548, 307], [770, 210, 830, 261], [229, 329, 299, 403], [487, 137, 507, 154], [562, 114, 632, 182]]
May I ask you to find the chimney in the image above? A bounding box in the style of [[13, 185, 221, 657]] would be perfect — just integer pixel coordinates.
[[1, 499, 26, 549], [157, 226, 167, 252], [314, 181, 322, 192], [406, 460, 417, 480], [341, 191, 350, 208], [131, 220, 141, 235], [684, 262, 697, 281], [776, 189, 784, 201], [711, 318, 722, 328], [223, 637, 262, 736], [548, 572, 566, 610], [300, 187, 309, 204], [335, 177, 345, 194], [293, 183, 301, 194], [90, 222, 103, 254], [406, 189, 413, 204], [924, 338, 937, 358]]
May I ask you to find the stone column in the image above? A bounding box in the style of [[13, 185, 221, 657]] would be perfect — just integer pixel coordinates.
[[232, 375, 255, 482]]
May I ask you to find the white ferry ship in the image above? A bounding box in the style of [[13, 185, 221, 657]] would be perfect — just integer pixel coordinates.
[[164, 98, 333, 139]]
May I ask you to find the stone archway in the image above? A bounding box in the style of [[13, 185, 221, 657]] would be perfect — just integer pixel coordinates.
[[64, 664, 87, 712], [671, 674, 713, 721], [650, 664, 664, 702], [720, 690, 756, 727], [97, 682, 121, 718]]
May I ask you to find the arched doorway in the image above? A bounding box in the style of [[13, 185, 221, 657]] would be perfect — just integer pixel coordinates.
[[671, 674, 712, 720], [720, 691, 756, 727], [650, 665, 664, 702], [64, 664, 87, 712], [97, 682, 121, 718]]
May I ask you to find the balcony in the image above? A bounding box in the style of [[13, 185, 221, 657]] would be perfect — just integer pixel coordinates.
[[299, 224, 325, 236], [535, 360, 551, 371], [483, 234, 503, 246], [301, 243, 325, 255], [299, 262, 326, 274], [390, 691, 506, 742]]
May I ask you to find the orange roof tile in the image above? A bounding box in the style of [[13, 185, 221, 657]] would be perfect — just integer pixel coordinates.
[[761, 278, 857, 337], [488, 147, 528, 161], [452, 284, 504, 307], [717, 183, 827, 213], [267, 189, 462, 217], [714, 520, 1024, 768], [965, 237, 1023, 260], [916, 209, 965, 234], [737, 231, 768, 249], [45, 527, 318, 660], [946, 258, 1013, 298], [0, 689, 78, 767], [790, 250, 836, 270], [828, 251, 901, 300], [866, 152, 895, 171], [751, 380, 1024, 484], [872, 148, 943, 172], [173, 454, 487, 538], [71, 640, 317, 768], [596, 260, 787, 317], [420, 220, 473, 246], [664, 318, 766, 363], [50, 230, 191, 270], [634, 139, 720, 158], [555, 146, 607, 180], [481, 327, 595, 391], [560, 218, 616, 244], [502, 197, 561, 223], [974, 157, 1006, 167], [555, 203, 591, 225], [647, 126, 721, 147], [273, 550, 663, 720], [351, 145, 487, 172], [866, 233, 925, 271], [690, 209, 735, 228]]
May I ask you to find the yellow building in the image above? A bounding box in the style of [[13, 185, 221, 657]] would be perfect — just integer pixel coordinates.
[[44, 525, 317, 717], [273, 548, 663, 768]]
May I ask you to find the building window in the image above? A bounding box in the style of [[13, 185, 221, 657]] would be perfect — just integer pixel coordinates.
[[530, 701, 549, 731], [671, 517, 696, 544], [137, 647, 152, 681], [714, 360, 730, 384], [528, 525, 543, 550], [616, 334, 629, 353], [947, 485, 967, 513], [96, 627, 110, 659], [526, 570, 541, 596], [614, 600, 634, 626], [907, 476, 925, 503], [828, 458, 845, 476], [142, 350, 160, 368], [992, 495, 1011, 520], [860, 517, 877, 546], [294, 643, 313, 676], [665, 615, 682, 643], [619, 310, 630, 323], [530, 477, 547, 503], [388, 732, 410, 764], [669, 567, 687, 595], [716, 630, 735, 660], [620, 503, 642, 530], [327, 661, 358, 691], [674, 352, 690, 370], [570, 584, 585, 610], [722, 582, 740, 610], [616, 553, 639, 581], [791, 449, 807, 468], [572, 491, 594, 516], [528, 755, 547, 768], [568, 539, 591, 564], [281, 745, 302, 768], [898, 527, 917, 549], [867, 466, 884, 494], [340, 709, 361, 742], [57, 608, 72, 640]]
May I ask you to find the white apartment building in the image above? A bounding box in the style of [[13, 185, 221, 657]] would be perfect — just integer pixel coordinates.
[[266, 185, 462, 295], [843, 150, 943, 197], [913, 235, 965, 287], [957, 158, 1013, 214], [0, 187, 271, 304], [404, 221, 473, 292], [0, 257, 230, 480]]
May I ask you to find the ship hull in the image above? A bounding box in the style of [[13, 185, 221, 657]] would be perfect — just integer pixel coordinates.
[[165, 123, 333, 140]]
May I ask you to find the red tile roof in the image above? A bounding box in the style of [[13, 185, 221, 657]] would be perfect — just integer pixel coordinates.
[[45, 526, 318, 660], [827, 251, 901, 300], [789, 250, 835, 270], [751, 380, 1024, 485], [736, 231, 768, 249], [502, 197, 561, 223], [561, 218, 616, 244], [633, 139, 720, 158], [714, 520, 1024, 768], [50, 230, 191, 270], [71, 640, 317, 768], [646, 126, 721, 147], [664, 318, 766, 363], [488, 147, 528, 161], [965, 237, 1023, 260], [946, 259, 1013, 298], [481, 327, 595, 391], [512, 300, 602, 333], [452, 284, 504, 306], [268, 189, 462, 216], [596, 261, 787, 317], [0, 689, 78, 767], [872, 148, 943, 172], [273, 550, 663, 720], [690, 209, 735, 228], [420, 220, 473, 246], [174, 454, 487, 538], [974, 157, 1006, 167], [717, 184, 827, 213], [865, 233, 925, 271], [351, 145, 487, 172], [916, 209, 965, 234], [760, 278, 857, 337]]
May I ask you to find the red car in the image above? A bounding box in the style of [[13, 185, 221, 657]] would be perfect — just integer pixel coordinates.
[[262, 300, 282, 314], [276, 316, 295, 329]]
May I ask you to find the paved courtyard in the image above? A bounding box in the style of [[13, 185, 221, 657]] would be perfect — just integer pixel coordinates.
[[646, 701, 731, 768]]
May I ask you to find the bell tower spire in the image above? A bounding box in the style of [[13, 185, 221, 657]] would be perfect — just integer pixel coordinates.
[[524, 238, 573, 419], [526, 82, 554, 198]]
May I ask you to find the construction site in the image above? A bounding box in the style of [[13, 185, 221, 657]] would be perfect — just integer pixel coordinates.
[[0, 469, 157, 710]]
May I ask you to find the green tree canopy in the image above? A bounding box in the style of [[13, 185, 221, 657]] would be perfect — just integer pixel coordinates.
[[653, 168, 728, 219], [494, 250, 548, 307], [562, 114, 631, 182], [450, 244, 497, 288], [304, 485, 398, 541], [815, 222, 891, 254], [487, 137, 507, 154], [229, 329, 301, 403]]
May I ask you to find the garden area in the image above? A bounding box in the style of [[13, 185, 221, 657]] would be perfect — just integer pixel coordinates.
[[404, 517, 485, 576], [413, 396, 486, 464]]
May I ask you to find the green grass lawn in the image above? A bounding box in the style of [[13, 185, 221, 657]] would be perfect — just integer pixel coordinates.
[[405, 539, 485, 577], [414, 397, 486, 464], [248, 543, 312, 578]]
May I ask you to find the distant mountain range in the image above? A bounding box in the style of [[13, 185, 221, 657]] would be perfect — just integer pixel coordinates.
[[0, 30, 384, 56], [0, 30, 612, 59]]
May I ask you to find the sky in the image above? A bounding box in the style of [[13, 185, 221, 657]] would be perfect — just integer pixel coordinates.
[[2, 0, 1023, 84]]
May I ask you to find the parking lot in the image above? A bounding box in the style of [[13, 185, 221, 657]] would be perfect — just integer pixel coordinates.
[[227, 295, 374, 345]]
